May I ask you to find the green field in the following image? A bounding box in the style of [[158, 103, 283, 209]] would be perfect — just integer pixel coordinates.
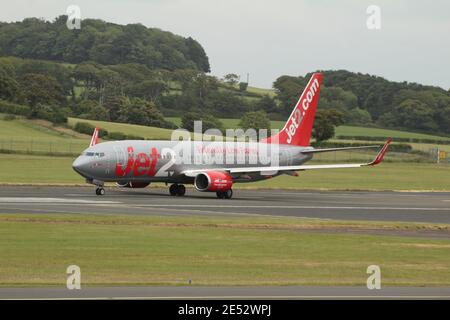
[[335, 126, 450, 141], [247, 86, 276, 97], [0, 117, 88, 154], [1, 213, 449, 286]]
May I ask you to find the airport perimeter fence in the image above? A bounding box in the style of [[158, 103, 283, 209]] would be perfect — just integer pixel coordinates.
[[0, 138, 84, 157]]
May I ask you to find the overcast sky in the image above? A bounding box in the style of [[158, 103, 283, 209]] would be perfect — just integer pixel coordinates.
[[1, 0, 449, 89]]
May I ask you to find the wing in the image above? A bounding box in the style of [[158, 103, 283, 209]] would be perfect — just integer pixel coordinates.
[[182, 139, 392, 177], [301, 145, 380, 154]]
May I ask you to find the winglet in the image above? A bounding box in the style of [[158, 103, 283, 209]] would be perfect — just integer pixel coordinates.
[[368, 138, 392, 166], [89, 127, 99, 147]]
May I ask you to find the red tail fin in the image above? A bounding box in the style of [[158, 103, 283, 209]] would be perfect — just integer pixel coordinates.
[[90, 127, 99, 147], [262, 73, 323, 146]]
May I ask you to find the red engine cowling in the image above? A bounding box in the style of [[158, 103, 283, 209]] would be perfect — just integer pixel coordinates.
[[116, 181, 150, 188], [194, 171, 233, 192]]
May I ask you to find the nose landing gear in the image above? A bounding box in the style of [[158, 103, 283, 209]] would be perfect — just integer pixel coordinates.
[[95, 187, 105, 196], [169, 184, 186, 196]]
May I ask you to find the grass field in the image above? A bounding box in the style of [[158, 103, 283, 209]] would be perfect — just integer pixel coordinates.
[[0, 213, 449, 286], [0, 153, 448, 190]]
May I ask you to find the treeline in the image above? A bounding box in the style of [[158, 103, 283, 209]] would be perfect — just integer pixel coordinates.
[[0, 55, 266, 128], [0, 18, 264, 128], [274, 70, 450, 135], [0, 16, 210, 72]]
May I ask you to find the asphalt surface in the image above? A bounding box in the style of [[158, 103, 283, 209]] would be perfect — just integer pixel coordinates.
[[1, 186, 450, 300], [1, 286, 450, 300], [0, 186, 449, 224]]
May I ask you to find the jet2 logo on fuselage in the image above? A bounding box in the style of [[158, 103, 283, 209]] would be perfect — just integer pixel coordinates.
[[115, 146, 161, 177]]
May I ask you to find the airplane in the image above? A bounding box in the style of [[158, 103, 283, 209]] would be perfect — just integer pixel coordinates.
[[72, 73, 392, 199]]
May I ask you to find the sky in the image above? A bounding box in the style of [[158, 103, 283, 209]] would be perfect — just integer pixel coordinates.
[[1, 0, 449, 89]]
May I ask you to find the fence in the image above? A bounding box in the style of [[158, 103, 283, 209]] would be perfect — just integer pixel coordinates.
[[0, 139, 86, 156]]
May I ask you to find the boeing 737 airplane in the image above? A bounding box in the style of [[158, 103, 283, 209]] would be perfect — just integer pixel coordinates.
[[72, 73, 391, 199]]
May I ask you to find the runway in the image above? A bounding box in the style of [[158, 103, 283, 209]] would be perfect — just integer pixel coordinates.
[[1, 286, 450, 300], [0, 186, 450, 224]]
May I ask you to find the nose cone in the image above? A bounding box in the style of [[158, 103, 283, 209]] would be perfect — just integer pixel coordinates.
[[72, 156, 90, 177]]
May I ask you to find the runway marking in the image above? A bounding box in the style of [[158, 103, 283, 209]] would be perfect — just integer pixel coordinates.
[[0, 197, 119, 204], [134, 204, 450, 211]]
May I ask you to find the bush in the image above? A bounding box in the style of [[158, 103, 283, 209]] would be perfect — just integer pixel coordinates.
[[74, 122, 95, 134], [73, 122, 108, 137], [0, 100, 31, 116], [125, 134, 145, 140], [97, 128, 108, 138], [239, 82, 248, 92], [107, 131, 127, 140], [3, 114, 16, 121]]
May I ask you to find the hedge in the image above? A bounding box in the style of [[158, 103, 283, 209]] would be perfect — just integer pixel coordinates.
[[0, 100, 31, 116]]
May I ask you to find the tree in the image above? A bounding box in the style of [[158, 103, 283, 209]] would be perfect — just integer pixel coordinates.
[[312, 109, 344, 143], [125, 80, 168, 103], [223, 73, 239, 86], [0, 16, 210, 72], [181, 112, 224, 133], [344, 107, 372, 125], [117, 98, 175, 128], [253, 95, 278, 114], [239, 82, 248, 92], [87, 103, 109, 121], [19, 73, 66, 112], [0, 73, 20, 101], [103, 95, 128, 122], [238, 111, 271, 139], [378, 99, 438, 132]]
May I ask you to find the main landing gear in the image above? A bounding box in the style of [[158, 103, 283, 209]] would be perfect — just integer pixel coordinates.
[[169, 184, 186, 196], [216, 189, 233, 199], [95, 186, 105, 196]]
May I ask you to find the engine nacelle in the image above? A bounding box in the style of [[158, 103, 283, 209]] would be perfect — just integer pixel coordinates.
[[116, 181, 150, 188], [194, 171, 233, 192]]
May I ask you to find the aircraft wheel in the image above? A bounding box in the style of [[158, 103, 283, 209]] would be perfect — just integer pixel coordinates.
[[177, 184, 186, 196], [96, 187, 105, 196], [224, 189, 233, 199], [169, 184, 179, 196], [216, 191, 225, 199]]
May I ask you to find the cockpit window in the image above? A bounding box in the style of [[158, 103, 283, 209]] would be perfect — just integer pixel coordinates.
[[84, 152, 105, 157]]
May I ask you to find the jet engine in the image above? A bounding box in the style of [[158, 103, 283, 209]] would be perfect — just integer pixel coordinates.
[[194, 171, 233, 192]]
